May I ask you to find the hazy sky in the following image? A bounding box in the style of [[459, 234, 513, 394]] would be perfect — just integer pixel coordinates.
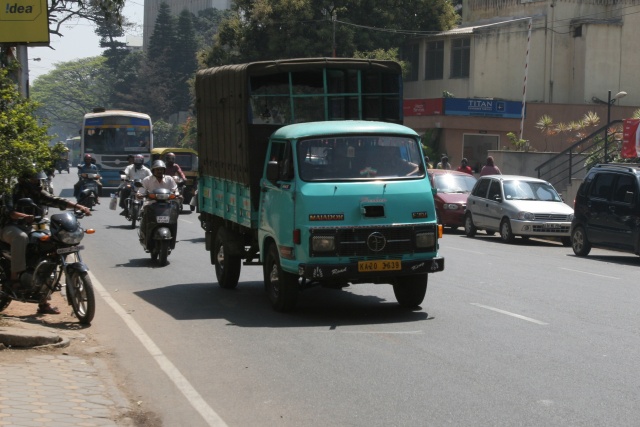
[[28, 0, 145, 81]]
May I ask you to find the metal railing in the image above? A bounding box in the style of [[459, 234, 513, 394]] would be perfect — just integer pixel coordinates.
[[534, 119, 623, 190]]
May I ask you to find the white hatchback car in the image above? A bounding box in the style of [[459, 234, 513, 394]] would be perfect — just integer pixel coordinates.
[[464, 175, 574, 245]]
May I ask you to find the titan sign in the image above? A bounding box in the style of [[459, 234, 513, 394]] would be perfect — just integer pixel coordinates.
[[0, 0, 49, 44]]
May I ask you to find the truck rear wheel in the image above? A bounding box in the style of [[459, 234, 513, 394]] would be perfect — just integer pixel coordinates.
[[264, 244, 298, 312], [213, 231, 241, 289], [393, 274, 428, 308]]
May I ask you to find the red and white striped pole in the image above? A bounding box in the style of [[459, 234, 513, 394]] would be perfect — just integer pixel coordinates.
[[520, 18, 532, 141]]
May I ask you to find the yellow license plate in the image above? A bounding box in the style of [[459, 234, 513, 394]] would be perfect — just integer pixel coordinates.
[[358, 260, 401, 272]]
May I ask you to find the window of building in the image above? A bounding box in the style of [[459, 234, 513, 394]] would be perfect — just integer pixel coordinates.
[[403, 43, 419, 82], [425, 40, 444, 80], [450, 38, 470, 78]]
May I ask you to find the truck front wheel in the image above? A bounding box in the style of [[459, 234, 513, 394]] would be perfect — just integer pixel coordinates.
[[213, 232, 241, 289], [393, 274, 428, 308], [264, 244, 298, 312]]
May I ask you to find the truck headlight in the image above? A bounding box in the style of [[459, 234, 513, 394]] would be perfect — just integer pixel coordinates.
[[312, 236, 335, 252], [415, 232, 435, 248]]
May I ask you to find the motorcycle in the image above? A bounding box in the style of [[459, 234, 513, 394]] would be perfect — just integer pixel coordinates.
[[123, 179, 144, 229], [173, 176, 186, 214], [77, 172, 100, 210], [55, 158, 70, 174], [137, 188, 180, 266], [0, 199, 96, 324]]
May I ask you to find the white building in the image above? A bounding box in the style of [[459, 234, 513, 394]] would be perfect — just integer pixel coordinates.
[[403, 0, 640, 172]]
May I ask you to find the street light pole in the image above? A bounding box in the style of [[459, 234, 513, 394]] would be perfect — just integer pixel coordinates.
[[604, 90, 627, 164]]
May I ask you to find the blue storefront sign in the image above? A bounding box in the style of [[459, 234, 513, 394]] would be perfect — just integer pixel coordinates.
[[444, 98, 523, 118]]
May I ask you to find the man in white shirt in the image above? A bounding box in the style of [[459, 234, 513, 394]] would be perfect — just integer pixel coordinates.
[[119, 154, 152, 215], [141, 160, 178, 195], [138, 160, 179, 236]]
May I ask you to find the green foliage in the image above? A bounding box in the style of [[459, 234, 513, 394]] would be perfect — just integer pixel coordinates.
[[31, 57, 112, 139], [506, 132, 527, 151], [0, 67, 52, 193], [535, 112, 601, 152], [353, 48, 408, 76], [152, 119, 180, 147], [200, 0, 458, 67], [177, 117, 197, 150]]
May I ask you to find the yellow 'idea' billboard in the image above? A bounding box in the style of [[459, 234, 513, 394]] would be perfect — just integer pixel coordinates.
[[0, 0, 49, 44]]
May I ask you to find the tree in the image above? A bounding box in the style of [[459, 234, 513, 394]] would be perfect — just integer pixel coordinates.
[[174, 10, 199, 113], [31, 57, 112, 139], [47, 0, 126, 40], [200, 0, 458, 67], [0, 67, 52, 193]]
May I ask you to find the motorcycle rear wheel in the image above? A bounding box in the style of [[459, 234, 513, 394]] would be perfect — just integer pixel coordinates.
[[67, 271, 95, 324]]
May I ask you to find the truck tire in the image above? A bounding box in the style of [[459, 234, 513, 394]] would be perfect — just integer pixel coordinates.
[[393, 274, 428, 308], [264, 243, 298, 312], [213, 231, 241, 289]]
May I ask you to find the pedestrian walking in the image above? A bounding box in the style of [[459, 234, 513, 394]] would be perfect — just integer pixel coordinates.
[[480, 156, 502, 176]]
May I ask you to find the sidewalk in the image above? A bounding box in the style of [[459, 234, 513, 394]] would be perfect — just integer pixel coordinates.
[[0, 295, 136, 427]]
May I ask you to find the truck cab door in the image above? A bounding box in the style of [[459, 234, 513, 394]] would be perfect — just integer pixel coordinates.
[[260, 140, 296, 252]]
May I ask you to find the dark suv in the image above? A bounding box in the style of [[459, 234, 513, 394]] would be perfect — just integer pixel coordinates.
[[571, 164, 640, 256]]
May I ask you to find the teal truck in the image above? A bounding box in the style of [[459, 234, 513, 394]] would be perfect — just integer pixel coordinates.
[[196, 58, 444, 311]]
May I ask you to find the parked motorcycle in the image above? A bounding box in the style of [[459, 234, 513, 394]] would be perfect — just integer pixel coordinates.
[[77, 172, 100, 210], [137, 188, 180, 266], [0, 199, 96, 324]]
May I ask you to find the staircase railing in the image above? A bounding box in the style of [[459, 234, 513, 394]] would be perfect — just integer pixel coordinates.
[[534, 119, 623, 189]]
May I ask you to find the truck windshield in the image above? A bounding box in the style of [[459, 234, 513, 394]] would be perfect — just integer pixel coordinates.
[[297, 136, 424, 181]]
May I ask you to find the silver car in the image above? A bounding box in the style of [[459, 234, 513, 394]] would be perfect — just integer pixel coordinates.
[[464, 175, 574, 245]]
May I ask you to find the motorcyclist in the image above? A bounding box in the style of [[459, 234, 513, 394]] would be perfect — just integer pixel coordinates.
[[74, 154, 103, 203], [138, 160, 178, 233], [0, 171, 92, 315], [119, 154, 151, 216], [164, 153, 186, 182]]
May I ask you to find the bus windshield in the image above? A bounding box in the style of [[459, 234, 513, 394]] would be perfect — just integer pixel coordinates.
[[297, 136, 424, 181], [83, 114, 152, 155]]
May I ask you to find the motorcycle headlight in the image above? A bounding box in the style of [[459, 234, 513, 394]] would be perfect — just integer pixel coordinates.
[[57, 228, 84, 245]]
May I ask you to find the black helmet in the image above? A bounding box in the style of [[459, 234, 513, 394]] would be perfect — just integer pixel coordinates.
[[165, 153, 176, 162], [84, 153, 92, 162], [151, 160, 166, 172], [134, 154, 145, 165], [33, 171, 47, 180]]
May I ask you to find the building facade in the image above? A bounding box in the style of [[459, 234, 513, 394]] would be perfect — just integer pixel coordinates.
[[403, 0, 640, 172]]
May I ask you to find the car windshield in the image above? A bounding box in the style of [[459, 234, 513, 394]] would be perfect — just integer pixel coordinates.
[[297, 136, 424, 181], [503, 180, 562, 201], [433, 174, 477, 193]]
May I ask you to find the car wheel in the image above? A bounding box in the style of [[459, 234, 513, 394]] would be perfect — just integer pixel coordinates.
[[571, 226, 591, 256], [464, 213, 476, 237], [499, 219, 515, 243]]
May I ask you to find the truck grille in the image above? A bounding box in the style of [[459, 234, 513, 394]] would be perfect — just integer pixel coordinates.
[[309, 224, 436, 257]]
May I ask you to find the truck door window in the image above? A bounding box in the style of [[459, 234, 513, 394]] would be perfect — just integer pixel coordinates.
[[269, 141, 293, 181]]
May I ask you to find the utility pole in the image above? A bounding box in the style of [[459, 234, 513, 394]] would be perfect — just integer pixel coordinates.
[[332, 10, 337, 58]]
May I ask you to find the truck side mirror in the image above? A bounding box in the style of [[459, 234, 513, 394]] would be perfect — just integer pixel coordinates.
[[266, 161, 280, 184]]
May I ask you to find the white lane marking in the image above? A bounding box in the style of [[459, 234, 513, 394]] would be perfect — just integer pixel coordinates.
[[559, 267, 620, 280], [90, 272, 228, 427], [315, 330, 423, 334], [470, 303, 548, 325]]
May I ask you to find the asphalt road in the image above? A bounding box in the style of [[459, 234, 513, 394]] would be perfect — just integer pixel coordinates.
[[54, 170, 640, 427]]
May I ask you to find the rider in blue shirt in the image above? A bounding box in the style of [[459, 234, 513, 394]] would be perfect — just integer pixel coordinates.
[[74, 154, 103, 202]]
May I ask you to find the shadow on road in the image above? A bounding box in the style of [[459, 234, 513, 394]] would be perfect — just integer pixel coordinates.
[[134, 282, 430, 328]]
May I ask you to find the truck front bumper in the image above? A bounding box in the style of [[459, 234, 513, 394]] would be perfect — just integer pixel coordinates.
[[297, 256, 445, 281]]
